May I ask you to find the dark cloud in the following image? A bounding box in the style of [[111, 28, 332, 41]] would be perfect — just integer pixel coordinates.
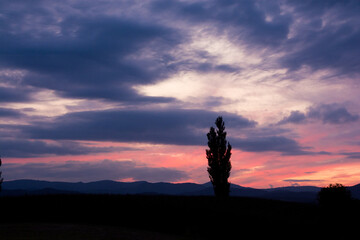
[[0, 108, 23, 118], [0, 0, 242, 104], [231, 136, 310, 156], [340, 152, 360, 160], [0, 106, 319, 155], [282, 0, 360, 76], [151, 0, 291, 47], [308, 104, 359, 124], [277, 110, 307, 125], [278, 104, 359, 125], [3, 160, 187, 182], [21, 109, 257, 146], [0, 86, 34, 103], [228, 125, 333, 155], [193, 63, 240, 73], [0, 0, 358, 106], [283, 179, 322, 186], [152, 0, 360, 77], [18, 108, 322, 155], [0, 138, 138, 158], [0, 1, 183, 102], [151, 0, 360, 76], [283, 179, 322, 183]]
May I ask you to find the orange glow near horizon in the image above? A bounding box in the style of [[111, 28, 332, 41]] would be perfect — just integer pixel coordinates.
[[4, 139, 360, 188]]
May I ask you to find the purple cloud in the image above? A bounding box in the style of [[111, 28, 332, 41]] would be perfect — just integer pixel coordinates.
[[4, 160, 187, 182], [278, 104, 358, 125]]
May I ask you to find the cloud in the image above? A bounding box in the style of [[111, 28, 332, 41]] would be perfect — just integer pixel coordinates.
[[192, 62, 240, 73], [0, 108, 24, 118], [0, 1, 184, 103], [231, 136, 312, 156], [3, 159, 188, 182], [283, 179, 322, 183], [151, 0, 291, 46], [22, 108, 257, 146], [0, 0, 250, 105], [278, 104, 359, 125], [0, 0, 357, 169], [232, 136, 301, 154], [0, 86, 34, 103], [277, 110, 307, 125], [340, 152, 360, 160], [281, 0, 360, 76], [283, 179, 322, 186], [1, 0, 358, 107], [18, 108, 323, 155], [0, 138, 139, 158], [308, 104, 359, 124]]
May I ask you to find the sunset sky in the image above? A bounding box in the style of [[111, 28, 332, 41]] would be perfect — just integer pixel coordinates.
[[1, 0, 359, 188]]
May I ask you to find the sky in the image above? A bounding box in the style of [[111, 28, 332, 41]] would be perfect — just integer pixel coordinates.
[[1, 0, 360, 188]]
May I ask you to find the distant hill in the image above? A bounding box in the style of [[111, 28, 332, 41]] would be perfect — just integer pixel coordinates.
[[2, 179, 360, 203]]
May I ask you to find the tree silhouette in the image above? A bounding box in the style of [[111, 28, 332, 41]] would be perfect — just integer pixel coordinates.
[[318, 183, 352, 207], [206, 116, 232, 197], [0, 156, 3, 192]]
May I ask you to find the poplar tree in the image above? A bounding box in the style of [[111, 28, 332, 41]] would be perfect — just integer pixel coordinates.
[[206, 116, 232, 197]]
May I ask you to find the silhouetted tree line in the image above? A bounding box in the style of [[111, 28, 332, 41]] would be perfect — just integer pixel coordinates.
[[206, 116, 232, 198], [318, 183, 352, 207]]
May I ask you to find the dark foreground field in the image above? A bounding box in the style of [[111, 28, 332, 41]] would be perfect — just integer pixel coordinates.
[[0, 194, 359, 239]]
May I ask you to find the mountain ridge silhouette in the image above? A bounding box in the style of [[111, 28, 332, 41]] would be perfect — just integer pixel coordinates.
[[2, 179, 360, 203]]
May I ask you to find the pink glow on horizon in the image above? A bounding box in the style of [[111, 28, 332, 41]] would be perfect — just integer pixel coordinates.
[[5, 139, 360, 188], [3, 114, 360, 188]]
